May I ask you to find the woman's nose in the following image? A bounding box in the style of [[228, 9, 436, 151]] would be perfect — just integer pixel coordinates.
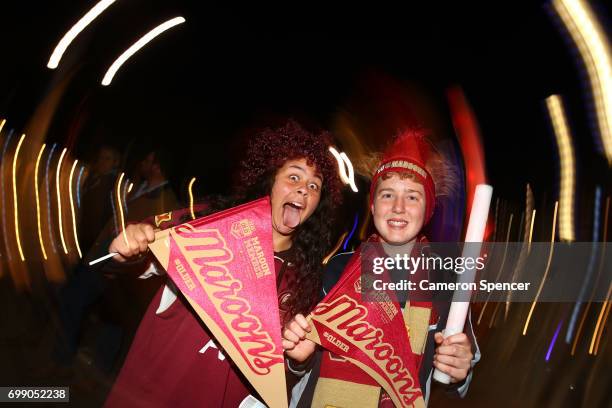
[[392, 197, 405, 213]]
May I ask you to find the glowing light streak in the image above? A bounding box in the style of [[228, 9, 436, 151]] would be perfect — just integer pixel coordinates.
[[127, 182, 134, 193], [76, 165, 85, 208], [589, 197, 610, 355], [116, 172, 128, 246], [447, 87, 487, 214], [12, 134, 26, 261], [553, 0, 612, 165], [340, 152, 358, 192], [47, 0, 117, 69], [523, 201, 559, 335], [489, 302, 500, 328], [121, 177, 129, 215], [546, 95, 575, 242], [478, 214, 513, 325], [528, 209, 536, 254], [505, 185, 536, 321], [342, 213, 359, 251], [188, 177, 196, 220], [572, 196, 609, 355], [571, 303, 591, 356], [56, 148, 69, 254], [545, 320, 564, 361], [35, 144, 48, 260], [566, 187, 601, 343], [504, 190, 534, 321], [590, 293, 610, 355], [322, 232, 348, 266], [1, 128, 14, 261], [68, 160, 82, 258], [328, 147, 350, 184], [101, 17, 186, 85], [45, 144, 58, 253], [109, 192, 119, 235], [593, 300, 611, 355], [328, 147, 358, 192]]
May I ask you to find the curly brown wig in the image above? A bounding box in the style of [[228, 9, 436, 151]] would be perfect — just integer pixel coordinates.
[[189, 120, 342, 316]]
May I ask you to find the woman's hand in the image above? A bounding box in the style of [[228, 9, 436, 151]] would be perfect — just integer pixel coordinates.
[[433, 332, 473, 383], [282, 313, 316, 363], [108, 223, 155, 262]]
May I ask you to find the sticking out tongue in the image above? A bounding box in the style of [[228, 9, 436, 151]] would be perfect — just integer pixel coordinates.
[[283, 204, 301, 229]]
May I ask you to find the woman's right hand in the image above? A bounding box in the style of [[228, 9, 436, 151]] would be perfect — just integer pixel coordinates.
[[282, 314, 316, 363], [108, 223, 155, 262]]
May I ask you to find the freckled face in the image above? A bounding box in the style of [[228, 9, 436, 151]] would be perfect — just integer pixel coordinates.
[[371, 174, 426, 245], [270, 158, 323, 236]]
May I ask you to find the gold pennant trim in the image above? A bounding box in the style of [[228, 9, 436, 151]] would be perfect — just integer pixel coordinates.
[[403, 304, 432, 356]]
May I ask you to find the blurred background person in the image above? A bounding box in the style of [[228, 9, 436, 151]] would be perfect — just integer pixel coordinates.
[[79, 145, 121, 253]]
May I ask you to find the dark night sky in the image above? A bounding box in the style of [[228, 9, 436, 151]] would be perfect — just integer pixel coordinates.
[[0, 1, 609, 212]]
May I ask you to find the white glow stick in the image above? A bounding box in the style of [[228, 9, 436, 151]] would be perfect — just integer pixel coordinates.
[[433, 184, 492, 384], [88, 252, 118, 266]]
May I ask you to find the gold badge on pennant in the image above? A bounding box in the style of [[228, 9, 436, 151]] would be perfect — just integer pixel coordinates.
[[154, 211, 172, 227], [231, 219, 255, 238]]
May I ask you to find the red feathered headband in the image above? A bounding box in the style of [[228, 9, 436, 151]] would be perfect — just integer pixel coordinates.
[[370, 129, 436, 223]]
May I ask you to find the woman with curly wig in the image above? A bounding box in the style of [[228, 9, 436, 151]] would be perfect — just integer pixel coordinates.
[[103, 120, 342, 408]]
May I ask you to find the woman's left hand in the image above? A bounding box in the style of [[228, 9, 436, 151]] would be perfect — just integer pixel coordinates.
[[282, 313, 316, 363]]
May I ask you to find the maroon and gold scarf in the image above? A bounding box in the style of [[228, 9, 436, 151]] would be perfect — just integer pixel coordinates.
[[307, 235, 436, 408]]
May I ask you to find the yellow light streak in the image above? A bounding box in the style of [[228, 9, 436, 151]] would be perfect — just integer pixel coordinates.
[[116, 172, 128, 246], [572, 197, 609, 355], [528, 209, 536, 253], [0, 119, 5, 133], [47, 0, 117, 69], [478, 213, 513, 325], [56, 148, 69, 254], [188, 177, 196, 220], [489, 302, 500, 329], [590, 196, 610, 355], [322, 232, 348, 265], [68, 160, 82, 258], [546, 95, 575, 241], [35, 144, 48, 260], [553, 0, 612, 165], [571, 302, 591, 356], [523, 201, 559, 335], [12, 134, 26, 261], [593, 300, 611, 355], [101, 17, 186, 85], [127, 182, 134, 193]]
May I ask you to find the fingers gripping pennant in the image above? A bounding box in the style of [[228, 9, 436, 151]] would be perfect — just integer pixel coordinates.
[[149, 197, 287, 408]]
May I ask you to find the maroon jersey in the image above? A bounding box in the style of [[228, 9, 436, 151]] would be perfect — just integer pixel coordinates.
[[105, 248, 297, 408]]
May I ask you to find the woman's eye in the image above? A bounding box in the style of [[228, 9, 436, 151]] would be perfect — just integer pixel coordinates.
[[308, 183, 320, 191], [289, 175, 299, 182], [381, 193, 392, 199]]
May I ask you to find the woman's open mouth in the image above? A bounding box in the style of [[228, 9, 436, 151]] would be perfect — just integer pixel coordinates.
[[387, 218, 408, 229], [282, 201, 304, 228]]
